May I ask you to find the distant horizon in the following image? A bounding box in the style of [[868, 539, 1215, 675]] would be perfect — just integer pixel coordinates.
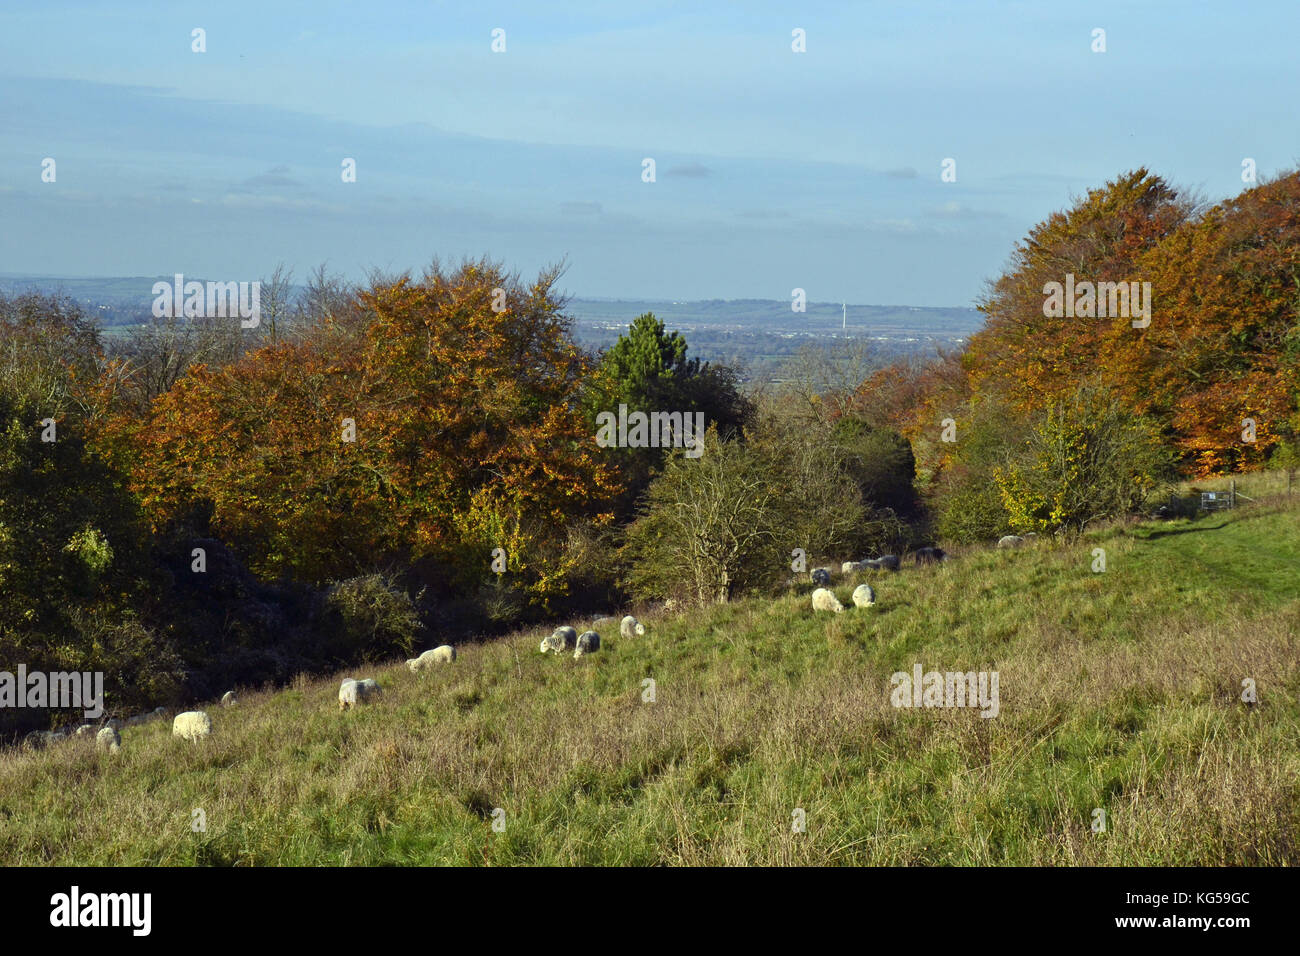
[[0, 270, 982, 313]]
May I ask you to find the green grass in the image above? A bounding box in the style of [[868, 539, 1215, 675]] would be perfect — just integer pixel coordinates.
[[3, 487, 1299, 865]]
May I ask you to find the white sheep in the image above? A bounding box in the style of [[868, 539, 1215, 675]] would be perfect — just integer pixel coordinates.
[[172, 711, 212, 741], [541, 627, 577, 654], [339, 678, 381, 710], [220, 691, 237, 707], [574, 631, 601, 658], [407, 646, 456, 671], [852, 583, 876, 608], [620, 615, 646, 640], [997, 535, 1025, 549], [812, 588, 844, 613], [73, 723, 95, 739], [96, 725, 121, 753]]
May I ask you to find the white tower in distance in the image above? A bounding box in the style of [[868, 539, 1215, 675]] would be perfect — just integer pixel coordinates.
[[842, 302, 846, 331]]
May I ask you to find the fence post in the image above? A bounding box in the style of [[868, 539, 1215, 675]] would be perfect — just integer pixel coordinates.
[[1231, 479, 1236, 509]]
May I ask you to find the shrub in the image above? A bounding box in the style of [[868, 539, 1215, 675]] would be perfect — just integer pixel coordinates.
[[318, 574, 421, 663], [995, 385, 1176, 533]]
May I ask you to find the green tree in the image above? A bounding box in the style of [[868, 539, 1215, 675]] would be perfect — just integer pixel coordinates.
[[586, 313, 751, 516], [994, 384, 1175, 533]]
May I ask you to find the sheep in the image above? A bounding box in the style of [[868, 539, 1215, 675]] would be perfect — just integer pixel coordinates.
[[862, 554, 900, 572], [997, 535, 1024, 549], [338, 678, 382, 710], [852, 583, 876, 608], [73, 723, 96, 739], [620, 615, 646, 640], [811, 568, 832, 587], [574, 631, 601, 658], [541, 626, 578, 654], [841, 561, 859, 575], [812, 587, 844, 613], [220, 691, 237, 707], [172, 711, 212, 741], [913, 547, 947, 566], [96, 725, 121, 753], [407, 645, 456, 671], [338, 679, 358, 708], [591, 616, 616, 631]]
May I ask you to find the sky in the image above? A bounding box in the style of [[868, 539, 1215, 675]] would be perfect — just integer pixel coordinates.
[[1, 0, 1296, 306]]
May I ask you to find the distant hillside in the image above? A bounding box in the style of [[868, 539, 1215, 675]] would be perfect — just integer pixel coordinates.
[[2, 472, 1295, 866], [0, 274, 983, 373]]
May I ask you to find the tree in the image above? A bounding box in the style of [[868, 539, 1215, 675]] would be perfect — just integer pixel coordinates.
[[585, 312, 751, 516], [621, 429, 789, 605], [131, 259, 621, 608], [994, 384, 1175, 533]]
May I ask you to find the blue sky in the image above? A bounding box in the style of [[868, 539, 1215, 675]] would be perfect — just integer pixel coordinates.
[[1, 0, 1296, 306]]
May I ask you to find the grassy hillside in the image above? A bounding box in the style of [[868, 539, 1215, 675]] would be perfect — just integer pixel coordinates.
[[3, 491, 1299, 866]]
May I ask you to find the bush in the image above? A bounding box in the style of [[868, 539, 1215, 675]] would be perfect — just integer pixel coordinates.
[[831, 417, 917, 516], [317, 574, 421, 663], [995, 385, 1176, 533], [622, 425, 864, 605], [930, 398, 1023, 544]]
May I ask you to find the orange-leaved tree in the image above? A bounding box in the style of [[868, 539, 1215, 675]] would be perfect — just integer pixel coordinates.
[[131, 259, 621, 604]]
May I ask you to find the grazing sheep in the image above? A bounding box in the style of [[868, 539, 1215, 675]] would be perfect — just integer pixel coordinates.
[[997, 535, 1024, 549], [591, 616, 616, 631], [841, 561, 858, 575], [338, 677, 382, 710], [96, 725, 121, 753], [407, 646, 456, 671], [852, 583, 876, 608], [221, 691, 237, 706], [812, 588, 844, 613], [811, 568, 832, 587], [73, 723, 95, 739], [172, 711, 212, 741], [338, 679, 359, 709], [863, 554, 900, 572], [914, 547, 947, 566], [620, 615, 646, 639], [541, 626, 578, 654], [574, 631, 601, 658]]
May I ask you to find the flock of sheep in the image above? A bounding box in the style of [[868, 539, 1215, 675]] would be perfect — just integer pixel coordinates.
[[18, 614, 655, 753], [16, 535, 1042, 751], [807, 546, 952, 614]]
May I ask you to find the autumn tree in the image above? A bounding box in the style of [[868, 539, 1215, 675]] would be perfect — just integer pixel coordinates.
[[131, 259, 620, 608]]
